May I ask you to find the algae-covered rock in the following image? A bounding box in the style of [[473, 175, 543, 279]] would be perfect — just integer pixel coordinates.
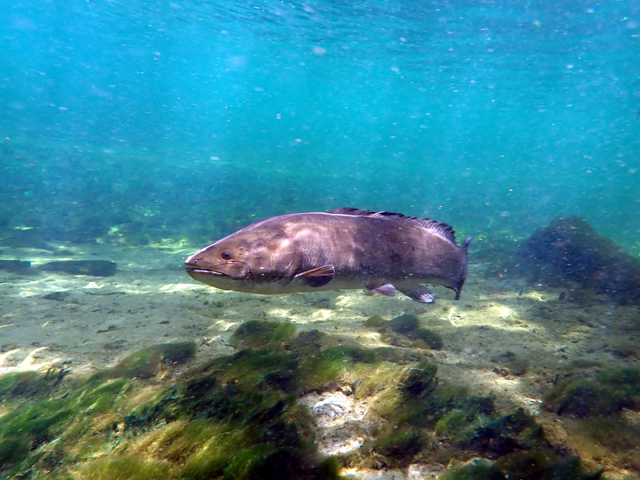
[[120, 344, 341, 480], [0, 318, 615, 480], [466, 408, 540, 458], [288, 329, 326, 355], [400, 362, 438, 398], [38, 260, 117, 276], [75, 455, 175, 480], [232, 320, 296, 349], [0, 367, 70, 401], [389, 313, 419, 334], [364, 314, 387, 328], [439, 459, 505, 480], [105, 342, 197, 379], [497, 450, 604, 480], [410, 328, 444, 350], [439, 452, 602, 480], [517, 216, 640, 304], [545, 367, 640, 418], [374, 426, 427, 464]]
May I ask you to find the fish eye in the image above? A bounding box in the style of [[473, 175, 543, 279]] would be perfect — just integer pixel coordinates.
[[221, 250, 233, 260]]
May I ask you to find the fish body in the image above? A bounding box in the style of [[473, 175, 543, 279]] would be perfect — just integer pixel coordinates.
[[185, 208, 471, 303]]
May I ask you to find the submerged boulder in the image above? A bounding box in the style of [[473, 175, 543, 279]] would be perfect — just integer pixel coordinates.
[[38, 260, 117, 277], [518, 216, 640, 304], [0, 260, 31, 274]]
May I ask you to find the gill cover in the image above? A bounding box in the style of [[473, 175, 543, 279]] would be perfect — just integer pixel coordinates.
[[246, 231, 304, 281]]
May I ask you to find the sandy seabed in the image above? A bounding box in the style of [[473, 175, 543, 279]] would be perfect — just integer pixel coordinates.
[[1, 243, 639, 478]]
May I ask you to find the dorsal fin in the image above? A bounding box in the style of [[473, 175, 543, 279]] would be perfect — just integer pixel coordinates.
[[327, 207, 458, 246]]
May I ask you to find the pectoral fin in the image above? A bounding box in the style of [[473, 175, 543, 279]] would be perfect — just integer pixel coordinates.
[[398, 285, 435, 303], [367, 283, 397, 297], [294, 265, 335, 287]]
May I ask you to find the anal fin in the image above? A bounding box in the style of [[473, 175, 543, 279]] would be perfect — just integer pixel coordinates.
[[398, 285, 435, 303], [367, 283, 397, 297], [294, 265, 335, 287]]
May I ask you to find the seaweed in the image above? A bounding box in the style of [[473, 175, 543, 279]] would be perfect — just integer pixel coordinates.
[[389, 314, 419, 334], [0, 323, 619, 479], [97, 341, 197, 380], [231, 320, 296, 349], [544, 367, 640, 418]]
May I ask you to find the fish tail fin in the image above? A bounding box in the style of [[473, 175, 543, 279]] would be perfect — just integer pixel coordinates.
[[451, 237, 472, 300]]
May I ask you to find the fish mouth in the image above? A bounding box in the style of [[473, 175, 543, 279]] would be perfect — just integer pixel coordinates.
[[185, 267, 225, 276]]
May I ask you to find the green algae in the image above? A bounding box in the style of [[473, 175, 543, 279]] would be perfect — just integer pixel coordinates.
[[389, 314, 420, 334], [370, 363, 497, 467], [439, 452, 602, 480], [435, 409, 484, 438], [439, 459, 505, 480], [374, 426, 428, 463], [363, 314, 387, 328], [0, 342, 195, 477], [302, 345, 379, 388], [545, 368, 640, 418], [399, 362, 438, 398], [119, 346, 341, 480], [465, 409, 542, 458], [0, 366, 70, 401], [0, 324, 617, 480], [410, 328, 444, 350], [497, 451, 603, 480], [99, 341, 197, 379], [232, 320, 296, 349], [75, 455, 175, 480]]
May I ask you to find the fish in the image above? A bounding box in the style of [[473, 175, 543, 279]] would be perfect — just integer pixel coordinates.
[[184, 208, 471, 303]]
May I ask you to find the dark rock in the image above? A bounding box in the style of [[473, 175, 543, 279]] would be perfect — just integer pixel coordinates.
[[409, 328, 444, 350], [0, 260, 31, 274], [42, 291, 68, 301], [389, 314, 419, 334], [103, 342, 197, 380], [467, 408, 536, 457], [38, 260, 117, 277], [545, 368, 640, 418], [364, 315, 387, 328], [0, 229, 55, 251], [517, 216, 640, 304], [400, 363, 438, 398]]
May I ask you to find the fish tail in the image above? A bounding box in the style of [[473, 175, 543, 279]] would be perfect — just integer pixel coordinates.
[[451, 237, 472, 300]]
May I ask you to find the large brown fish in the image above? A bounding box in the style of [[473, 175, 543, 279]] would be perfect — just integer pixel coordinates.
[[185, 208, 471, 303]]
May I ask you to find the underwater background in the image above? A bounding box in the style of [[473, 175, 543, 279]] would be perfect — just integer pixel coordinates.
[[1, 0, 639, 251], [2, 1, 640, 480]]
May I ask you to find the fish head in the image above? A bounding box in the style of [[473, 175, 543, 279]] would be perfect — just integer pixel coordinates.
[[185, 228, 303, 292]]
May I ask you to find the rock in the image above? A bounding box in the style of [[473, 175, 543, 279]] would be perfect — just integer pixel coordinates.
[[517, 216, 640, 304], [42, 291, 68, 301], [38, 260, 117, 277], [364, 315, 387, 328], [389, 314, 419, 334], [409, 328, 443, 350], [0, 260, 31, 274]]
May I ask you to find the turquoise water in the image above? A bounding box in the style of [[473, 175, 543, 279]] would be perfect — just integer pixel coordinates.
[[1, 0, 639, 249], [2, 3, 640, 478]]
